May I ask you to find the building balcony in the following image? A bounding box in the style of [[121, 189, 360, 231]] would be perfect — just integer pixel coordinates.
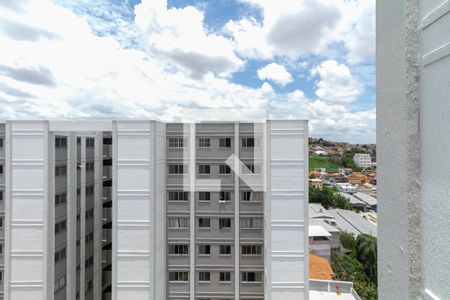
[[102, 208, 112, 224], [103, 144, 112, 159]]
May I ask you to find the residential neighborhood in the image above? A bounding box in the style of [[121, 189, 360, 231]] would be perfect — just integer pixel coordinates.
[[308, 138, 378, 299]]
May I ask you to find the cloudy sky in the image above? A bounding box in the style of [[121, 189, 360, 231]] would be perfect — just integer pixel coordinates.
[[0, 0, 375, 143]]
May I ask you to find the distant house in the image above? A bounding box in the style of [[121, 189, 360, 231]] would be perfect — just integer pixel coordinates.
[[310, 218, 341, 253], [353, 192, 377, 211], [309, 178, 324, 190], [335, 182, 357, 194], [309, 225, 332, 260], [327, 209, 377, 238], [340, 192, 367, 211]]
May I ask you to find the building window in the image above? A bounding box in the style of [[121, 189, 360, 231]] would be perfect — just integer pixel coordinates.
[[86, 138, 95, 148], [85, 185, 95, 196], [198, 164, 211, 175], [198, 192, 211, 201], [241, 137, 260, 148], [219, 218, 232, 229], [241, 191, 263, 202], [241, 271, 262, 283], [0, 217, 3, 228], [242, 245, 262, 255], [85, 231, 94, 243], [220, 272, 231, 282], [241, 163, 261, 174], [219, 191, 231, 202], [219, 138, 231, 148], [85, 209, 94, 219], [168, 164, 186, 174], [54, 275, 66, 293], [198, 218, 210, 228], [198, 138, 210, 148], [55, 165, 67, 177], [55, 137, 67, 148], [55, 247, 66, 264], [241, 218, 262, 229], [169, 244, 189, 255], [198, 271, 211, 282], [0, 138, 3, 149], [199, 271, 210, 282], [219, 245, 231, 255], [169, 271, 188, 282], [55, 220, 67, 234], [55, 192, 67, 205], [168, 217, 189, 228], [0, 190, 3, 201], [0, 270, 2, 282], [219, 164, 231, 174], [198, 245, 211, 255], [85, 256, 94, 269], [168, 137, 185, 148], [86, 162, 95, 172], [168, 191, 189, 201]]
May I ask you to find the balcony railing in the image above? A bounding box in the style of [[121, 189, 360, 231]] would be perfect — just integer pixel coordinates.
[[103, 144, 112, 159], [103, 187, 112, 203], [310, 279, 361, 300], [102, 208, 112, 224], [102, 166, 112, 180]]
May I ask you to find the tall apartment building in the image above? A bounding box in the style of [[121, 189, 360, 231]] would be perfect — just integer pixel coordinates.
[[1, 119, 308, 300], [353, 153, 372, 168]]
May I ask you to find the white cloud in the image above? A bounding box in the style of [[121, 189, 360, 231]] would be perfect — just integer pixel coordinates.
[[257, 63, 293, 86], [0, 0, 375, 143], [311, 60, 364, 104], [134, 0, 243, 78], [228, 0, 375, 63]]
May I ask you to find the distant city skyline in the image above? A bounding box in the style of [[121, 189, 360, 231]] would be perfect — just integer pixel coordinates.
[[0, 0, 375, 143]]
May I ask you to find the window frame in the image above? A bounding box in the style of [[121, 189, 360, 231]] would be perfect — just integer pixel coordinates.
[[198, 137, 211, 148]]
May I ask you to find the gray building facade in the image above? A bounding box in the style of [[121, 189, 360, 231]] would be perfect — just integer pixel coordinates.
[[1, 119, 308, 300]]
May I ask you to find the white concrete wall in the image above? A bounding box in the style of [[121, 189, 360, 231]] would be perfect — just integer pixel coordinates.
[[419, 0, 450, 298], [378, 0, 450, 298], [265, 120, 308, 300], [112, 121, 166, 300], [5, 121, 52, 299]]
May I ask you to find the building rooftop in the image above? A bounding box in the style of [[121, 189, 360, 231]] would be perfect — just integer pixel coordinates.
[[309, 254, 334, 280], [309, 218, 340, 233], [340, 192, 366, 206], [353, 192, 377, 207], [309, 203, 334, 219], [310, 279, 361, 300], [327, 209, 377, 238], [309, 225, 332, 237]]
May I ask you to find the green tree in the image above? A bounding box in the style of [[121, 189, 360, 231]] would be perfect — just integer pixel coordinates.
[[331, 252, 377, 300], [340, 231, 356, 251], [356, 234, 377, 281], [309, 187, 353, 210]]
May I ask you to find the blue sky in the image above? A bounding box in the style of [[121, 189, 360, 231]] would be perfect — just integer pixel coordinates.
[[0, 0, 375, 143]]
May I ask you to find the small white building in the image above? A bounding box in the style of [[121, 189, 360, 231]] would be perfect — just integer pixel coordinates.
[[335, 182, 358, 194], [309, 225, 332, 261], [353, 153, 372, 168]]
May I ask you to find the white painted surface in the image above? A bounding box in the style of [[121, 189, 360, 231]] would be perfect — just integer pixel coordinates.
[[379, 0, 450, 298], [112, 121, 166, 300], [5, 121, 50, 299], [265, 120, 308, 300], [419, 0, 450, 298]]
